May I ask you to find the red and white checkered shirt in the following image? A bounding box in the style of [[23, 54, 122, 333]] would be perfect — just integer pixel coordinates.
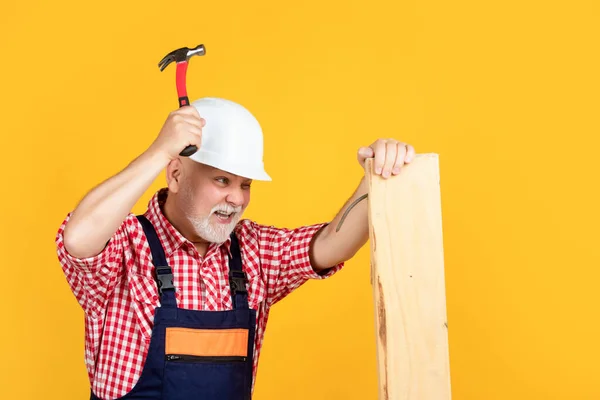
[[55, 188, 343, 400]]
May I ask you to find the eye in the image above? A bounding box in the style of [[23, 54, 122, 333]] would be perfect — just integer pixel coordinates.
[[215, 177, 229, 185], [242, 183, 252, 190]]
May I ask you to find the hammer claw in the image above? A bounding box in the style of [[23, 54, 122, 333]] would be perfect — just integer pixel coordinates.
[[158, 55, 175, 71]]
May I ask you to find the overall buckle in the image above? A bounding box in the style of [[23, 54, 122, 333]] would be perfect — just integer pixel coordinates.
[[230, 270, 247, 294], [155, 266, 175, 295]]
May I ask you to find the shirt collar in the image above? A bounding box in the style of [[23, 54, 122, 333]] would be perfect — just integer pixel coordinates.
[[145, 188, 233, 259]]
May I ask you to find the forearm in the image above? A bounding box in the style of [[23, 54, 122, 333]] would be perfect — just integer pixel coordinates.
[[63, 148, 170, 258], [310, 176, 370, 270]]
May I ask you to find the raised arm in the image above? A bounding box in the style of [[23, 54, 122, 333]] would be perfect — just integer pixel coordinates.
[[63, 106, 204, 258]]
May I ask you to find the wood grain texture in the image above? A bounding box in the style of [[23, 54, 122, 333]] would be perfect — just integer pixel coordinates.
[[366, 155, 451, 400]]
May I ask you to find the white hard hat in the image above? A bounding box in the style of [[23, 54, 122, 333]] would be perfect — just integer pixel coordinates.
[[188, 97, 271, 181]]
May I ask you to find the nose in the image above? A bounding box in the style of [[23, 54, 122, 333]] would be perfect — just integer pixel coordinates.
[[226, 187, 245, 207]]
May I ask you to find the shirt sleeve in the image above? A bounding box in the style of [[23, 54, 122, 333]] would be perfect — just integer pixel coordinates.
[[248, 221, 344, 307], [55, 212, 132, 317]]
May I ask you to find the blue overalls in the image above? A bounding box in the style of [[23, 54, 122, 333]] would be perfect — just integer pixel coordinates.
[[91, 215, 256, 400]]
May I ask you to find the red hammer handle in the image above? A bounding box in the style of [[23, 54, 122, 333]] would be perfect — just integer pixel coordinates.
[[175, 61, 197, 156], [176, 62, 189, 107]]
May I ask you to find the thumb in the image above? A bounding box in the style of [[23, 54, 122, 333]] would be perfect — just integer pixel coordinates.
[[358, 146, 374, 160]]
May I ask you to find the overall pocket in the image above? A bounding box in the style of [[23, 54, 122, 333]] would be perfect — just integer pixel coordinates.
[[166, 354, 247, 362], [162, 327, 250, 400]]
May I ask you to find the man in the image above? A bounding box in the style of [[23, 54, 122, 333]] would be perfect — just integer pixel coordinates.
[[56, 97, 415, 400]]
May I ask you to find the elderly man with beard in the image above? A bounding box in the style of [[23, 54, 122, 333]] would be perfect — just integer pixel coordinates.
[[56, 97, 415, 400]]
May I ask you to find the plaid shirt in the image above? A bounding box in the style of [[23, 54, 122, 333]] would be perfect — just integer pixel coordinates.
[[55, 188, 343, 400]]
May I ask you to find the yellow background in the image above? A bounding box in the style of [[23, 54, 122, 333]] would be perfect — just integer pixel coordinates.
[[1, 0, 599, 398]]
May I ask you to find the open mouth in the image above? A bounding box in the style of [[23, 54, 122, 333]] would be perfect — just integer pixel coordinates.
[[213, 211, 235, 223]]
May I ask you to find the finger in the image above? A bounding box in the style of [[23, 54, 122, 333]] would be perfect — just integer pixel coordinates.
[[181, 115, 206, 129], [357, 146, 374, 164], [192, 133, 203, 146], [393, 143, 407, 174], [179, 108, 204, 122], [188, 130, 203, 147], [382, 141, 398, 178], [186, 125, 203, 139], [178, 105, 201, 117], [373, 140, 387, 175], [405, 144, 415, 162]]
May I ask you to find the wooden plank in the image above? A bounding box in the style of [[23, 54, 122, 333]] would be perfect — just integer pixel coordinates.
[[365, 155, 451, 400]]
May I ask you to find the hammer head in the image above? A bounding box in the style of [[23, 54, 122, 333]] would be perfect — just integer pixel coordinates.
[[158, 44, 206, 71]]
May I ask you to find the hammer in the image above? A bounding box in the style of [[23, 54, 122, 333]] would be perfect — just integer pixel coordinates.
[[158, 44, 206, 156]]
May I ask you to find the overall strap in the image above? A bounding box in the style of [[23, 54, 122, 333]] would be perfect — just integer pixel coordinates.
[[136, 215, 177, 308], [228, 233, 249, 310]]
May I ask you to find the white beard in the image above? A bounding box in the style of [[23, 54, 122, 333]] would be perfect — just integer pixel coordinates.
[[186, 204, 241, 244], [180, 184, 242, 244]]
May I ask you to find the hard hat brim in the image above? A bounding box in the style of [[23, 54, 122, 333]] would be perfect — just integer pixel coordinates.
[[189, 149, 272, 181]]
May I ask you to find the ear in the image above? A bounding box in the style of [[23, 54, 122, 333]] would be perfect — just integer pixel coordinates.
[[166, 158, 183, 194]]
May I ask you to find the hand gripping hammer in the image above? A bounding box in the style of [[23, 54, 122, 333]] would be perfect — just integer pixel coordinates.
[[158, 44, 206, 157]]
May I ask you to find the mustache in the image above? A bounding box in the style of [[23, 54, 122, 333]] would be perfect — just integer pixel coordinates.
[[210, 204, 242, 214]]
